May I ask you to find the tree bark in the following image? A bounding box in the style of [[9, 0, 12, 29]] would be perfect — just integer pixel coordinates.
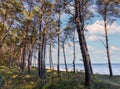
[[62, 45, 68, 72], [38, 32, 46, 78], [42, 33, 46, 78], [49, 35, 54, 70], [77, 29, 91, 86], [28, 51, 32, 73], [21, 39, 26, 73], [73, 30, 76, 73], [104, 19, 113, 76], [83, 34, 93, 75], [38, 22, 42, 77], [57, 7, 61, 78], [74, 0, 91, 86], [57, 31, 60, 77], [103, 7, 113, 76]]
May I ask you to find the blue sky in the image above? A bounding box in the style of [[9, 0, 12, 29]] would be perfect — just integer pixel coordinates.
[[43, 17, 120, 64]]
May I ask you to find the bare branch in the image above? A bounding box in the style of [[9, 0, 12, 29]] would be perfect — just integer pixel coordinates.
[[99, 39, 106, 48]]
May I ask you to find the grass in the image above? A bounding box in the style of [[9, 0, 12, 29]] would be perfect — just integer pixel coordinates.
[[0, 66, 120, 89]]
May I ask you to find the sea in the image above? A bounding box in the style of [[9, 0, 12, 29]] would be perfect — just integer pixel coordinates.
[[44, 63, 120, 75]]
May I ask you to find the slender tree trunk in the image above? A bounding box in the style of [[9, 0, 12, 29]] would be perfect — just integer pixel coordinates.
[[104, 20, 113, 76], [74, 0, 91, 86], [49, 38, 52, 70], [38, 44, 41, 77], [57, 32, 60, 77], [78, 0, 93, 75], [38, 14, 46, 78], [28, 51, 32, 73], [49, 35, 54, 70], [28, 53, 31, 73], [88, 55, 93, 75], [38, 23, 42, 77], [42, 33, 46, 79], [40, 36, 44, 78], [77, 30, 91, 86], [83, 34, 93, 74], [62, 44, 68, 72], [73, 30, 76, 73], [57, 9, 61, 78], [22, 40, 26, 73], [38, 32, 46, 78], [38, 37, 44, 78]]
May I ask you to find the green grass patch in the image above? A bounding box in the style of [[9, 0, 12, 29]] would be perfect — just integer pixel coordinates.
[[0, 66, 120, 89]]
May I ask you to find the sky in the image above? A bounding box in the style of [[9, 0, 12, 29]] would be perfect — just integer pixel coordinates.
[[85, 20, 120, 63], [44, 20, 120, 64], [32, 1, 120, 64], [42, 17, 120, 64]]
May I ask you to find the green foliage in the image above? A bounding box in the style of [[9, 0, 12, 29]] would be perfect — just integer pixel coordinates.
[[22, 10, 34, 20], [0, 67, 120, 89], [96, 0, 120, 18]]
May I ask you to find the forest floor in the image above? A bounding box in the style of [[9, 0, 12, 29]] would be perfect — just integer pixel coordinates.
[[0, 66, 120, 89]]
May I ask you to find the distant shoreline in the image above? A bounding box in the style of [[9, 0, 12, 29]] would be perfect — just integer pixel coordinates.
[[31, 63, 120, 75], [45, 63, 120, 65]]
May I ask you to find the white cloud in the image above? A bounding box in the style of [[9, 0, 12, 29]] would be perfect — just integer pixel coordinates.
[[86, 21, 120, 42], [108, 22, 120, 34], [86, 21, 120, 35], [87, 35, 98, 41], [111, 46, 120, 51], [86, 20, 104, 34]]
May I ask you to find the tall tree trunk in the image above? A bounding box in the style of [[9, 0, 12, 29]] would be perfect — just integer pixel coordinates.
[[28, 51, 32, 73], [62, 44, 68, 72], [38, 23, 42, 77], [42, 33, 46, 79], [38, 15, 46, 78], [78, 0, 93, 75], [22, 39, 26, 73], [49, 35, 54, 70], [74, 0, 91, 86], [104, 19, 113, 76], [77, 29, 91, 86], [38, 44, 41, 77], [57, 9, 61, 78], [57, 31, 60, 77], [38, 32, 46, 78], [73, 30, 76, 73], [83, 34, 93, 74]]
